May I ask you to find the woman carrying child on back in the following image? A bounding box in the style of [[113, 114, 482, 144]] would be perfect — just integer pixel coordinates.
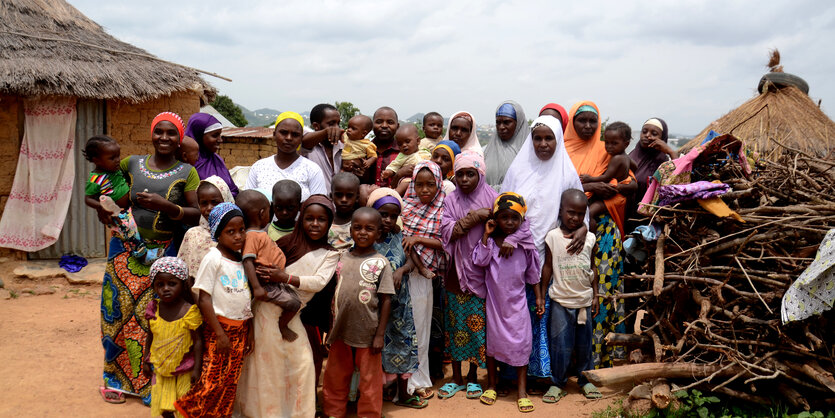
[[142, 257, 203, 418]]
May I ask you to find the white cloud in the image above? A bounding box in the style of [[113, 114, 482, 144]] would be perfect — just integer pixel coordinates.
[[69, 0, 835, 134]]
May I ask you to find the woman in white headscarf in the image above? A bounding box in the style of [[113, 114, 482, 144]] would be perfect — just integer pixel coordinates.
[[500, 114, 588, 383], [442, 111, 483, 155], [484, 100, 530, 191]]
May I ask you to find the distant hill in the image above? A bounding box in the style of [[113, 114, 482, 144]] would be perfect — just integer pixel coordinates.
[[236, 105, 311, 127]]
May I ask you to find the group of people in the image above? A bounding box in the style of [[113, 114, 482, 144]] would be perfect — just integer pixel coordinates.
[[85, 100, 679, 417]]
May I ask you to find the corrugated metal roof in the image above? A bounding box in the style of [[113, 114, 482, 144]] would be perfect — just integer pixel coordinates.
[[221, 126, 273, 139]]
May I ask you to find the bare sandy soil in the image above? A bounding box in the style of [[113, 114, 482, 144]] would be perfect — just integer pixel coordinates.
[[0, 260, 621, 417]]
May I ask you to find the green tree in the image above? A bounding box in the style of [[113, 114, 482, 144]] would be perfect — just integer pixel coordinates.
[[335, 101, 360, 129], [211, 94, 248, 127]]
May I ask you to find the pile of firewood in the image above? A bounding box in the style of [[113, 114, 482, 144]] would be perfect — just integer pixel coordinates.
[[584, 143, 835, 413]]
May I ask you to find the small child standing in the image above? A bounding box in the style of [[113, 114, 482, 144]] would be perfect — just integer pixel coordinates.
[[83, 135, 152, 263], [419, 112, 445, 153], [471, 192, 541, 413], [541, 189, 601, 404], [142, 257, 203, 418], [328, 172, 361, 250], [178, 177, 233, 285], [381, 124, 431, 181], [236, 190, 301, 342], [341, 115, 377, 176], [322, 207, 395, 418], [268, 180, 302, 241], [175, 203, 253, 418], [578, 121, 632, 232]]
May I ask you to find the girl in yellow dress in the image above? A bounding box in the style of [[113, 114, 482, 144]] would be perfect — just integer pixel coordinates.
[[142, 257, 203, 417]]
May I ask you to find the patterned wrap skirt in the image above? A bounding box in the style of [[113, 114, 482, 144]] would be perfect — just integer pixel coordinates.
[[175, 317, 250, 418], [444, 292, 487, 368], [591, 214, 626, 369], [101, 237, 176, 404]]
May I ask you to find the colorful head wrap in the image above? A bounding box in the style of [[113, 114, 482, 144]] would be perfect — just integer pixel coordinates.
[[453, 150, 486, 177], [149, 256, 189, 282], [493, 192, 527, 218], [151, 112, 185, 143], [275, 111, 305, 130], [575, 105, 598, 117], [367, 187, 403, 211], [433, 140, 461, 162], [496, 103, 517, 120], [208, 202, 243, 242], [539, 103, 569, 133]]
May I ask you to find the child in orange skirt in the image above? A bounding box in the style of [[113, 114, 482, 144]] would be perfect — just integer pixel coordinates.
[[175, 203, 252, 418]]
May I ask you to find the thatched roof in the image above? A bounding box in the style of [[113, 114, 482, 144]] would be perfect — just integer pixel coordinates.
[[0, 0, 214, 102], [681, 85, 835, 157]]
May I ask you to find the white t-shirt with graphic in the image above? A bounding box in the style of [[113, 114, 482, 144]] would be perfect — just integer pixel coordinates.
[[193, 247, 253, 321]]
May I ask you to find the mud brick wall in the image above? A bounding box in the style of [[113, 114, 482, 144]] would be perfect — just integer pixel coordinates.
[[107, 91, 201, 156], [0, 95, 23, 257], [217, 136, 276, 168]]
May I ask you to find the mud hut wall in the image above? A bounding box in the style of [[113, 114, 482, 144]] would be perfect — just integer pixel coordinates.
[[107, 91, 200, 154], [217, 137, 276, 168], [0, 95, 23, 225]]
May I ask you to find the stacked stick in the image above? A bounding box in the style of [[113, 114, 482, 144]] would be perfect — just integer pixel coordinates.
[[584, 144, 835, 412]]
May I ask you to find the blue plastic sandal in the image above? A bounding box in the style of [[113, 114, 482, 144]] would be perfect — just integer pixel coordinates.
[[438, 382, 466, 399], [465, 382, 483, 399]]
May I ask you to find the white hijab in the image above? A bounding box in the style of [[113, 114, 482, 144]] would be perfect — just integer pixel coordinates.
[[442, 111, 483, 155], [484, 100, 530, 191], [501, 115, 587, 255]]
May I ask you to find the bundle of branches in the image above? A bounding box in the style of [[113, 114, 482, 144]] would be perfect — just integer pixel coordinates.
[[585, 143, 835, 412]]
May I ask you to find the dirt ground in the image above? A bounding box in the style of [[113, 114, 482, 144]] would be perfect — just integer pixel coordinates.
[[0, 259, 622, 417]]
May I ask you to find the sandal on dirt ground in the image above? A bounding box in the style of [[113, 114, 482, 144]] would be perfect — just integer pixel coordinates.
[[438, 382, 466, 399], [415, 387, 435, 400], [465, 382, 483, 399], [394, 395, 428, 409], [542, 386, 567, 404], [99, 387, 125, 404], [517, 397, 536, 413], [581, 383, 603, 399], [479, 389, 497, 405]]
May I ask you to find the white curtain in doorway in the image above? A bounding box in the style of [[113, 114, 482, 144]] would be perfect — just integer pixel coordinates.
[[0, 96, 76, 251]]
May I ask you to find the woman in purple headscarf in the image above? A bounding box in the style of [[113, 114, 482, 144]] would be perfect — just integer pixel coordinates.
[[184, 113, 239, 196]]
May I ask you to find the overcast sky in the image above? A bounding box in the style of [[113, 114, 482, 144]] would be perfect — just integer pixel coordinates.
[[69, 0, 835, 135]]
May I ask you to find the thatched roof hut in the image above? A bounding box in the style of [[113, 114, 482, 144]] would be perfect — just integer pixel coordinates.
[[0, 0, 218, 259], [680, 85, 835, 157], [0, 0, 214, 101]]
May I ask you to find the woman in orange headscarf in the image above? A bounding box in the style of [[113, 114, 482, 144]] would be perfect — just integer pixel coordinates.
[[563, 101, 636, 371]]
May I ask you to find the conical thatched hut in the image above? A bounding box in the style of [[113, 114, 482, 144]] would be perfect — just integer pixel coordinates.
[[680, 85, 835, 158], [0, 0, 216, 258]]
